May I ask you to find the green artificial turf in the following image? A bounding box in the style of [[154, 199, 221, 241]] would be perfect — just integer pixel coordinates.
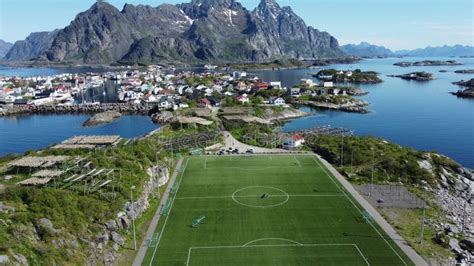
[[143, 155, 413, 266]]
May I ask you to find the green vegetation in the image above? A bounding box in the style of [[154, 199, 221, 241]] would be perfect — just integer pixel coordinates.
[[380, 207, 451, 260], [0, 137, 168, 264], [304, 135, 435, 186], [143, 155, 413, 265], [185, 76, 215, 87], [315, 69, 383, 83]]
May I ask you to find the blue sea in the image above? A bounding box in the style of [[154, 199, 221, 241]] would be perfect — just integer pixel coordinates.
[[254, 57, 474, 168], [0, 115, 158, 156], [0, 58, 473, 167]]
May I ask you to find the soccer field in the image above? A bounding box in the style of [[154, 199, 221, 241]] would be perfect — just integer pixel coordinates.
[[143, 155, 413, 266]]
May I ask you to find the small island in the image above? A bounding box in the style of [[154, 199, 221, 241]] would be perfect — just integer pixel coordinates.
[[452, 78, 474, 88], [313, 69, 383, 83], [300, 95, 369, 113], [451, 78, 474, 98], [388, 72, 435, 81], [83, 111, 122, 127], [394, 60, 463, 67], [454, 69, 474, 74]]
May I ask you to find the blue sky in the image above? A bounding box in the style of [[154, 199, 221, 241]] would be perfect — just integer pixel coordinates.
[[0, 0, 472, 50]]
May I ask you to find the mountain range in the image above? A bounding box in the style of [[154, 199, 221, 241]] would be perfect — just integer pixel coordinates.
[[4, 0, 344, 64], [0, 39, 13, 58], [341, 42, 474, 58]]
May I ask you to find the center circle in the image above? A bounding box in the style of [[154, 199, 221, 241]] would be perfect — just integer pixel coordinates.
[[232, 186, 289, 208]]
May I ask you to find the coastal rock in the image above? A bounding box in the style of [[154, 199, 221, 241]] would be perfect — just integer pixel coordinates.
[[83, 111, 122, 127], [452, 78, 474, 88], [151, 111, 176, 124], [389, 72, 435, 81], [302, 97, 369, 113], [454, 69, 474, 74], [394, 60, 463, 67]]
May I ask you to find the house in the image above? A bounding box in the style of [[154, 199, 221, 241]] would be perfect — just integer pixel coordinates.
[[236, 94, 250, 104], [270, 81, 282, 89], [288, 87, 301, 97], [207, 97, 221, 107], [328, 88, 341, 95], [301, 79, 314, 87], [158, 97, 173, 110], [323, 82, 334, 88], [283, 134, 305, 150], [199, 98, 211, 108], [269, 97, 286, 106]]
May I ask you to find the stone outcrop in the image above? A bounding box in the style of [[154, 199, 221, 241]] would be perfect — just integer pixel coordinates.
[[82, 111, 122, 127]]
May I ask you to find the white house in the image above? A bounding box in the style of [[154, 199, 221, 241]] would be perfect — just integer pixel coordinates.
[[270, 81, 282, 89], [301, 79, 314, 86], [283, 134, 305, 150], [323, 82, 334, 88], [237, 94, 250, 104], [269, 97, 286, 106]]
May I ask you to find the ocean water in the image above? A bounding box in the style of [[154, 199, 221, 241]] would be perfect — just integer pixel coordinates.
[[0, 115, 158, 156], [255, 57, 474, 168], [0, 58, 472, 167]]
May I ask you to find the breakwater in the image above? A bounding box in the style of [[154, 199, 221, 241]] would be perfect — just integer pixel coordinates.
[[0, 103, 152, 117]]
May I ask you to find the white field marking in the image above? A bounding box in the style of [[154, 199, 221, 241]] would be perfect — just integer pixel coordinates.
[[186, 243, 369, 266], [231, 186, 289, 208], [242, 238, 303, 247], [354, 244, 371, 266], [149, 158, 189, 266], [310, 156, 407, 266], [175, 194, 345, 200], [293, 156, 302, 167]]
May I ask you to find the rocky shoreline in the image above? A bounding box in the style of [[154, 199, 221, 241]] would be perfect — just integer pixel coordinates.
[[451, 88, 474, 98], [394, 60, 463, 67], [301, 99, 369, 113], [388, 72, 435, 81], [0, 103, 150, 117], [82, 111, 122, 127], [454, 69, 474, 74]]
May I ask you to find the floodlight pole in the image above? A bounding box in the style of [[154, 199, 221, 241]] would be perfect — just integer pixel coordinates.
[[369, 149, 375, 197], [461, 201, 467, 235], [130, 186, 137, 250], [340, 134, 344, 168], [420, 199, 426, 244], [350, 150, 354, 174]]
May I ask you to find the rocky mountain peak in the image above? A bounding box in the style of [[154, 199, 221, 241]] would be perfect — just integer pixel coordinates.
[[256, 0, 281, 17], [7, 0, 344, 64]]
